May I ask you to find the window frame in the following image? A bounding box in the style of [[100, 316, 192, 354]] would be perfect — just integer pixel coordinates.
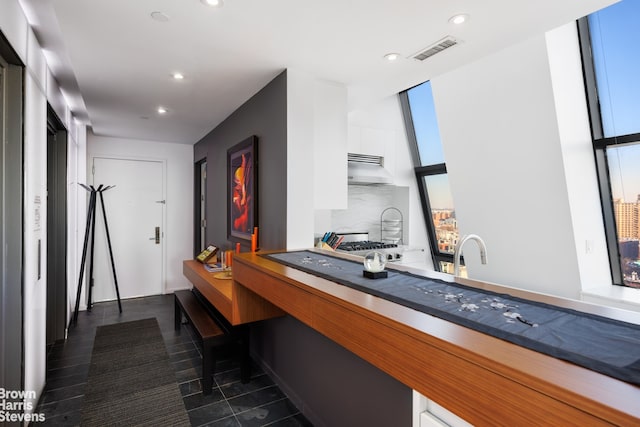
[[399, 89, 456, 270], [577, 15, 640, 286]]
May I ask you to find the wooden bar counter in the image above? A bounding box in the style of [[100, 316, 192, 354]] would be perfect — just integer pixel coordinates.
[[230, 250, 640, 426], [182, 259, 284, 325]]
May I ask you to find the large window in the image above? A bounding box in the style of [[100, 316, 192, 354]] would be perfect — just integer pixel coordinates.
[[580, 0, 640, 288], [400, 82, 464, 275]]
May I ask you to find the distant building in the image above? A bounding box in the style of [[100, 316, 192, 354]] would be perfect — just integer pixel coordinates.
[[432, 210, 457, 254], [613, 197, 640, 239], [432, 210, 453, 224]]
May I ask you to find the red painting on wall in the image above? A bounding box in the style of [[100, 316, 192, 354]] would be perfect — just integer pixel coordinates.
[[227, 136, 257, 241]]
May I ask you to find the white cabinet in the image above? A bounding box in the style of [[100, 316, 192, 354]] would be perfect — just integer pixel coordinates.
[[288, 70, 348, 214], [413, 391, 474, 427], [347, 96, 408, 181], [313, 79, 347, 209]]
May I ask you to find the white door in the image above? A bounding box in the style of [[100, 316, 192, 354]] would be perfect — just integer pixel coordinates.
[[91, 157, 164, 302]]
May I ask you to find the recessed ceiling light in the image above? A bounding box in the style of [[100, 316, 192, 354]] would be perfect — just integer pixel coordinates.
[[172, 72, 185, 80], [157, 106, 168, 114], [150, 11, 170, 22], [200, 0, 224, 7], [449, 14, 469, 25], [384, 53, 400, 62]]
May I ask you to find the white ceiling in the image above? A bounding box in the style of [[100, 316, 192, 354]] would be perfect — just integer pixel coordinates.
[[20, 0, 616, 144]]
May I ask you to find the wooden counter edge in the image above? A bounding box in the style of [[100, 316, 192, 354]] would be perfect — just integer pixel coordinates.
[[183, 260, 234, 322], [233, 251, 640, 426], [231, 278, 286, 325]]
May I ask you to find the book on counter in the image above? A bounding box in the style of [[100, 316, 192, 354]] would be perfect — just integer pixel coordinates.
[[204, 262, 224, 272]]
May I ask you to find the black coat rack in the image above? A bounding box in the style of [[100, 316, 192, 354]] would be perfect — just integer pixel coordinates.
[[72, 184, 122, 325]]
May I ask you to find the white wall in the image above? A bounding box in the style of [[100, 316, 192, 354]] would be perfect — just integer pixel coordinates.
[[546, 24, 612, 293], [1, 0, 88, 415], [431, 30, 603, 300], [87, 134, 194, 296]]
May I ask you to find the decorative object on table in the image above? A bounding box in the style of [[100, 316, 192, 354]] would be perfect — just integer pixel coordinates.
[[227, 135, 258, 242], [213, 250, 233, 279], [251, 226, 259, 252], [363, 251, 388, 278], [196, 244, 219, 263], [203, 262, 224, 273]]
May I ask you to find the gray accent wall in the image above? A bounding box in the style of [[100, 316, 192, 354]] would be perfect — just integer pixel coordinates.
[[252, 316, 412, 427], [194, 69, 411, 426], [194, 71, 288, 252]]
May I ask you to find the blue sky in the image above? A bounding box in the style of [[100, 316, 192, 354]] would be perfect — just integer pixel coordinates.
[[590, 0, 640, 202], [407, 82, 445, 166], [407, 82, 455, 210], [590, 0, 640, 138]]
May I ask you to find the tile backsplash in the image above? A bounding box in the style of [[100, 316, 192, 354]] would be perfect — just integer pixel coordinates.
[[331, 185, 409, 243]]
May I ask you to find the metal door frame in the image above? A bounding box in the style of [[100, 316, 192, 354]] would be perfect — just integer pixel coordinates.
[[0, 32, 25, 404]]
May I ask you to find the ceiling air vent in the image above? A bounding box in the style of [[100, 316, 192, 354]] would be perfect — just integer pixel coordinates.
[[412, 36, 460, 61]]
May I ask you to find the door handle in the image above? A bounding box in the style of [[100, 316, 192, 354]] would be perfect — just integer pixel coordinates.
[[149, 226, 160, 244]]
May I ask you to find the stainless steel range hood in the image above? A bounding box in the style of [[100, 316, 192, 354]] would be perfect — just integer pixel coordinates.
[[347, 153, 393, 185]]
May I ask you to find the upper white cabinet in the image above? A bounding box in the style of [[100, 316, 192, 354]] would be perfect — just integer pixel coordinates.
[[287, 70, 348, 248]]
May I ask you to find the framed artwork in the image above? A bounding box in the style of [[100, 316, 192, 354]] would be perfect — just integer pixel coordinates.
[[227, 135, 257, 241]]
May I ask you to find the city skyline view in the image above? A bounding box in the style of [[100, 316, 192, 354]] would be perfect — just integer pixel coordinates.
[[607, 144, 640, 203]]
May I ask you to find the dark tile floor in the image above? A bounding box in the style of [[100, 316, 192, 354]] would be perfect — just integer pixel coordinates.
[[35, 294, 312, 426]]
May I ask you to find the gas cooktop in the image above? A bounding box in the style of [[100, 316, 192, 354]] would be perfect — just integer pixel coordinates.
[[336, 241, 398, 252]]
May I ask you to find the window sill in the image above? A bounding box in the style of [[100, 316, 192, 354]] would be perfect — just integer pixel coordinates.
[[581, 285, 640, 313]]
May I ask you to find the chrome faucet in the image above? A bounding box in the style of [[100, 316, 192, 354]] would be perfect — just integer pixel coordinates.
[[453, 234, 488, 277]]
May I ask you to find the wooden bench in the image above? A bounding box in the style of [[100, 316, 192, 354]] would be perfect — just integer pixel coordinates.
[[174, 289, 250, 394]]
